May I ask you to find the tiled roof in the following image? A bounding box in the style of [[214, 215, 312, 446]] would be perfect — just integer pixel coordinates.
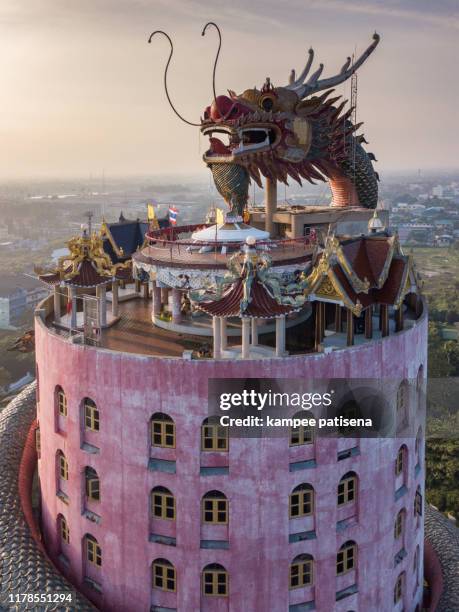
[[196, 278, 299, 319], [341, 236, 393, 286], [313, 233, 414, 313], [332, 256, 408, 309], [64, 260, 112, 288], [0, 383, 97, 611], [425, 505, 459, 611], [102, 218, 163, 263]]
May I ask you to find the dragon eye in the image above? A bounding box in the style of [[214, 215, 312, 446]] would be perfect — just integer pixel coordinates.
[[260, 96, 274, 111]]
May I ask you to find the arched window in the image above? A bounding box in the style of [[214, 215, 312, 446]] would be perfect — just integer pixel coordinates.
[[85, 467, 100, 502], [84, 398, 99, 432], [201, 417, 228, 452], [85, 534, 102, 567], [414, 485, 423, 518], [56, 386, 67, 417], [415, 427, 422, 466], [337, 472, 357, 506], [394, 571, 405, 603], [290, 554, 314, 589], [394, 509, 405, 540], [151, 486, 175, 521], [396, 380, 409, 430], [416, 365, 424, 392], [336, 541, 356, 575], [289, 413, 314, 446], [397, 380, 408, 410], [414, 545, 420, 585], [152, 558, 176, 592], [58, 514, 69, 544], [202, 491, 228, 524], [289, 484, 314, 518], [202, 563, 228, 597], [57, 451, 68, 480], [151, 413, 175, 448], [395, 445, 407, 477]]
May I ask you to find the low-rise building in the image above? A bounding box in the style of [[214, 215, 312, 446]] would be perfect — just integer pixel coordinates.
[[0, 275, 49, 329]]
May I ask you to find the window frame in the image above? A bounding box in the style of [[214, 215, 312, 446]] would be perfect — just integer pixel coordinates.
[[289, 423, 314, 447], [394, 572, 404, 603], [336, 542, 356, 576], [289, 485, 314, 518], [201, 420, 228, 452], [395, 446, 405, 477], [151, 414, 175, 449], [152, 560, 176, 593], [337, 474, 356, 506], [394, 510, 405, 540], [84, 399, 100, 432], [152, 488, 176, 521], [202, 492, 228, 524], [414, 488, 423, 517], [60, 516, 70, 544], [85, 467, 100, 502], [290, 556, 313, 589], [57, 388, 67, 417], [202, 565, 228, 597], [86, 535, 102, 567], [58, 452, 68, 481]]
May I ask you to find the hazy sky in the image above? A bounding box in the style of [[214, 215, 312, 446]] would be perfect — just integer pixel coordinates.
[[0, 0, 458, 180]]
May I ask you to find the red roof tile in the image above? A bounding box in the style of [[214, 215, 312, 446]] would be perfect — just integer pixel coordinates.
[[65, 259, 112, 288], [196, 278, 299, 319]]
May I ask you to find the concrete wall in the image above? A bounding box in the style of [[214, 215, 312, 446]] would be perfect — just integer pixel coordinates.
[[35, 310, 427, 612]]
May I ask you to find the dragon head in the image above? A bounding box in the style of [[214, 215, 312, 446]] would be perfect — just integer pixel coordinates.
[[149, 28, 380, 216], [201, 33, 380, 214]]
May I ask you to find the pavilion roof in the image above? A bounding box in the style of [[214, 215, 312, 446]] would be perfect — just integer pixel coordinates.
[[308, 232, 419, 315], [196, 277, 300, 319], [63, 259, 112, 288]]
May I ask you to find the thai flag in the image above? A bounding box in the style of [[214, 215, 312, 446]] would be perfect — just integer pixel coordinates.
[[168, 206, 178, 226]]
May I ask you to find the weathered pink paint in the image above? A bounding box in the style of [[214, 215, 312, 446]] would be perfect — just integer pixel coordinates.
[[35, 308, 427, 612]]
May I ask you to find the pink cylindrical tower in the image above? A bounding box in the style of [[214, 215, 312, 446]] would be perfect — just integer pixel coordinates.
[[35, 293, 427, 612]]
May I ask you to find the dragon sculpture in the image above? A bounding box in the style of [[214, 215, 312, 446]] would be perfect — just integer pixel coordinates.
[[201, 34, 380, 215], [150, 27, 381, 217], [191, 246, 308, 312]]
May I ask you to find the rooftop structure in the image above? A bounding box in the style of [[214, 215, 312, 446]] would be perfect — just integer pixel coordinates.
[[6, 23, 438, 612]]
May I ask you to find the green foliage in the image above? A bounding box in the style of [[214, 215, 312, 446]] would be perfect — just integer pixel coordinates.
[[425, 435, 459, 521], [411, 247, 459, 522]]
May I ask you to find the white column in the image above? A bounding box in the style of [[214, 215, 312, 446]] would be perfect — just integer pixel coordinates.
[[171, 289, 182, 324], [213, 316, 221, 359], [275, 316, 286, 357], [220, 317, 227, 352], [53, 284, 61, 323], [112, 281, 119, 317], [152, 282, 162, 316], [251, 318, 258, 346], [242, 318, 251, 359], [70, 287, 77, 329]]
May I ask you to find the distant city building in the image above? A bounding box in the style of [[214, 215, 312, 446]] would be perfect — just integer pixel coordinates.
[[432, 185, 444, 198], [435, 234, 454, 247], [0, 275, 48, 329]]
